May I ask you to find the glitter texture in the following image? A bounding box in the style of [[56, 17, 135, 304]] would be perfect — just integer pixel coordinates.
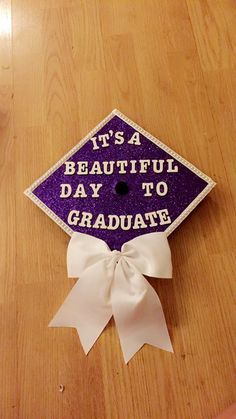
[[25, 110, 215, 249]]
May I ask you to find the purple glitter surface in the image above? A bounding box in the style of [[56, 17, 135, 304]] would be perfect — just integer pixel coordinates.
[[32, 115, 208, 249]]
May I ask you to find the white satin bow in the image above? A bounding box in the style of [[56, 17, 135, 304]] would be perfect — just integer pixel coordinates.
[[49, 232, 173, 363]]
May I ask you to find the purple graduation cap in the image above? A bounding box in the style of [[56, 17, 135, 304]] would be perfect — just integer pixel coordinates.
[[25, 109, 215, 249]]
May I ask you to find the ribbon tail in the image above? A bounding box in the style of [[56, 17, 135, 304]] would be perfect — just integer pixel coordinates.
[[112, 261, 173, 363], [49, 261, 113, 354]]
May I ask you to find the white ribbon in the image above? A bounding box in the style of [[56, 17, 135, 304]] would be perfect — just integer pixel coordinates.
[[49, 232, 173, 363]]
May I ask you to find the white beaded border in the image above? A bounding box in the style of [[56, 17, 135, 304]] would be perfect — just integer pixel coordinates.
[[24, 109, 216, 237]]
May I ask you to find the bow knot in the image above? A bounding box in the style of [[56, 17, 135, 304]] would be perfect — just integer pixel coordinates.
[[111, 249, 122, 264], [49, 232, 173, 363]]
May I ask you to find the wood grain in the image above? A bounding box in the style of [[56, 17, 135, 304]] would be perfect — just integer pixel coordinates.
[[0, 0, 235, 418]]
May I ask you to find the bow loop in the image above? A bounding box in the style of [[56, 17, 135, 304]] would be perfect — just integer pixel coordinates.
[[121, 232, 172, 278], [67, 233, 110, 277], [50, 232, 173, 363]]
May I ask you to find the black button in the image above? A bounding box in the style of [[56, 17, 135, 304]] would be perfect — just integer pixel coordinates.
[[115, 181, 129, 195]]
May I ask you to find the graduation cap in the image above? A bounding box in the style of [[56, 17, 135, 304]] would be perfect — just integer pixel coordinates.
[[25, 109, 215, 249], [24, 110, 215, 362]]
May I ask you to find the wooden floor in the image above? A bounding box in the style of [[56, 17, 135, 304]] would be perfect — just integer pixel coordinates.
[[1, 1, 235, 418]]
